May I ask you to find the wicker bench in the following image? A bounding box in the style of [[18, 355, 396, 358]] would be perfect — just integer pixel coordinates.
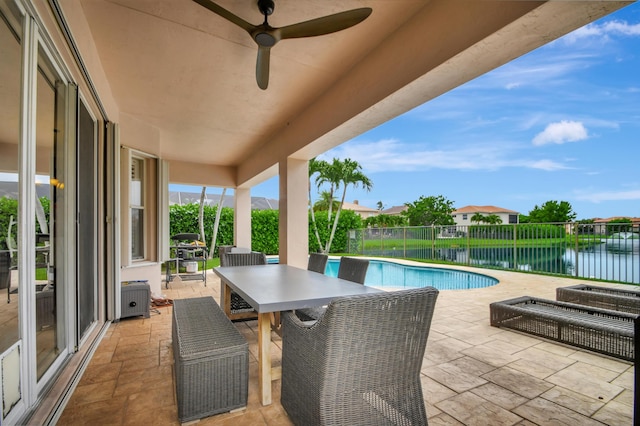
[[557, 284, 640, 315], [490, 296, 639, 361], [172, 297, 248, 422]]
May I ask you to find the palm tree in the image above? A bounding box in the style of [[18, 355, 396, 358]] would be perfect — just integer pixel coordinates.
[[470, 213, 485, 224], [484, 214, 503, 225], [209, 188, 227, 258], [313, 191, 340, 211], [198, 186, 207, 243], [308, 158, 327, 252], [325, 158, 373, 253], [198, 186, 228, 258], [315, 158, 344, 237]]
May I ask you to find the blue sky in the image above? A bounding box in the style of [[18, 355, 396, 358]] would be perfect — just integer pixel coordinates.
[[183, 3, 640, 220]]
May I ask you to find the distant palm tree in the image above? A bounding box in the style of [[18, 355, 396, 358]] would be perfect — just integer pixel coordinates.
[[313, 191, 340, 211], [470, 213, 485, 224], [484, 214, 503, 225]]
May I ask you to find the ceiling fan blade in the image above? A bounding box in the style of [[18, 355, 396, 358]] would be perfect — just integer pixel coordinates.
[[192, 0, 256, 33], [279, 8, 372, 40], [256, 46, 271, 90]]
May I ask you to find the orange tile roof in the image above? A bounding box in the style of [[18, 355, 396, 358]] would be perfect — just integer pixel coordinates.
[[593, 216, 640, 223], [453, 205, 519, 214]]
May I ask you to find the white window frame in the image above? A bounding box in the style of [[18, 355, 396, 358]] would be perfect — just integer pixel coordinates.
[[130, 155, 145, 260]]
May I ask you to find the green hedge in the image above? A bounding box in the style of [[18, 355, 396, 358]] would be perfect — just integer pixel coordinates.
[[1, 196, 50, 250], [1, 198, 362, 255], [308, 210, 363, 253], [169, 204, 363, 255], [0, 197, 18, 250], [251, 209, 279, 254]]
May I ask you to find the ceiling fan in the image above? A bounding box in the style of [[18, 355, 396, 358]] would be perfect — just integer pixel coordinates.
[[193, 0, 372, 90]]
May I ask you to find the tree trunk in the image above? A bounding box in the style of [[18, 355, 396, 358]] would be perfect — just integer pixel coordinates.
[[325, 188, 347, 253], [209, 188, 227, 259], [198, 186, 206, 242], [309, 186, 323, 254]]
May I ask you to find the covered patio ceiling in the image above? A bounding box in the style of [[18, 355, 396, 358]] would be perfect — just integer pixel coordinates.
[[69, 0, 631, 188]]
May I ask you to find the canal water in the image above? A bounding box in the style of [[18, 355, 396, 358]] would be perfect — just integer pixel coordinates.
[[365, 243, 639, 285]]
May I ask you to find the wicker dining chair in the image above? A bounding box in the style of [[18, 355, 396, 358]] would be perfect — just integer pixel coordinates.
[[296, 256, 369, 322], [337, 257, 369, 284], [281, 286, 439, 426], [307, 253, 329, 274], [219, 251, 267, 320]]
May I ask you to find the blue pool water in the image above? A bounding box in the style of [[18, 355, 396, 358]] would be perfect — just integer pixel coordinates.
[[269, 257, 498, 290]]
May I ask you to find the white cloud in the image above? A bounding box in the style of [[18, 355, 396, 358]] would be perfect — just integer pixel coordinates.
[[524, 160, 571, 171], [323, 139, 571, 173], [563, 20, 640, 44], [575, 189, 640, 203], [602, 20, 640, 36], [532, 121, 588, 146]]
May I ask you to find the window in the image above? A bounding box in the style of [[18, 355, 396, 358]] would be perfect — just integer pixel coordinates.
[[509, 214, 518, 224], [122, 149, 158, 264], [462, 214, 468, 220], [130, 157, 144, 259]]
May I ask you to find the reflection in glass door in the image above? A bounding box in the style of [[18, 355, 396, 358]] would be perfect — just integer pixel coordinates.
[[0, 5, 22, 356], [35, 51, 61, 379]]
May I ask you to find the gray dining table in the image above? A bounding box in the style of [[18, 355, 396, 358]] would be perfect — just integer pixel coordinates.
[[213, 263, 382, 406]]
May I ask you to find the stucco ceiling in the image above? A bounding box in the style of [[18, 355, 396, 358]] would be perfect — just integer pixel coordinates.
[[68, 0, 630, 188]]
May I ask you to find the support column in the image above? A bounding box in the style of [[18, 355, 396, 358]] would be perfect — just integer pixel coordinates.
[[234, 187, 252, 249], [279, 158, 308, 268]]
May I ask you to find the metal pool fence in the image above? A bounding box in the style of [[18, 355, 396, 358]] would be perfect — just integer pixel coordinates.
[[346, 222, 640, 285]]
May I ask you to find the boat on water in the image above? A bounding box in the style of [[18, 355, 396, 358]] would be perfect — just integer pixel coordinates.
[[603, 232, 640, 251]]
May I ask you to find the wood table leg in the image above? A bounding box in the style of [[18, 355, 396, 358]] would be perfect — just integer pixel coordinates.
[[270, 311, 282, 336], [222, 281, 232, 318], [257, 312, 272, 405]]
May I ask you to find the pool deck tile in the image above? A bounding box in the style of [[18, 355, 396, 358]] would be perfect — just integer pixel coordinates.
[[57, 261, 635, 425]]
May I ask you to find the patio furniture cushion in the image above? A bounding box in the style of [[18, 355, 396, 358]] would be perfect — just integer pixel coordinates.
[[281, 286, 439, 426], [490, 296, 639, 361], [556, 284, 640, 315]]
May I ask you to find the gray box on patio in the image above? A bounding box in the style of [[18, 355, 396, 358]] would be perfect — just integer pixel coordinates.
[[120, 281, 150, 319], [172, 297, 248, 422]]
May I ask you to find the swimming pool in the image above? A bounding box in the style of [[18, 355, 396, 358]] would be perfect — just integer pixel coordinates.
[[324, 259, 498, 290], [269, 257, 498, 290]]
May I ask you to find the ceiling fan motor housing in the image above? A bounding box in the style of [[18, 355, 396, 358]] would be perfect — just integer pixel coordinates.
[[254, 31, 277, 47]]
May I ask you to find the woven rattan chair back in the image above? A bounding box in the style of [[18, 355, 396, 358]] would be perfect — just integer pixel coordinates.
[[307, 253, 328, 274], [281, 286, 439, 425], [217, 245, 235, 266], [219, 251, 267, 320], [221, 252, 267, 267], [337, 257, 369, 284]]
